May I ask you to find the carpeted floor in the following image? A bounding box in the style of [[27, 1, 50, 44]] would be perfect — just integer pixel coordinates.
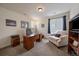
[[0, 44, 27, 56], [20, 39, 69, 56], [0, 39, 69, 56]]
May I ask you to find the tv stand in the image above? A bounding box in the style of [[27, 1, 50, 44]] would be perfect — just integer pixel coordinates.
[[68, 20, 79, 55]]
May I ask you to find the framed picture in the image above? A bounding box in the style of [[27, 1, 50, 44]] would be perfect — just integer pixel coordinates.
[[6, 19, 16, 26], [41, 24, 45, 28], [73, 40, 78, 47], [21, 21, 29, 28]]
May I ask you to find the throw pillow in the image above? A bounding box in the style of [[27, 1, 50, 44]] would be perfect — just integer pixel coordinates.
[[55, 34, 61, 37]]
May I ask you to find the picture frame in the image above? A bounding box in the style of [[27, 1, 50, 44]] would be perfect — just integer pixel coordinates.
[[6, 19, 16, 26], [73, 40, 78, 47], [41, 24, 45, 28], [21, 21, 29, 28]]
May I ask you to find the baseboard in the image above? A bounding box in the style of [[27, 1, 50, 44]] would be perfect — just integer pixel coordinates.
[[0, 45, 11, 50], [0, 41, 23, 50]]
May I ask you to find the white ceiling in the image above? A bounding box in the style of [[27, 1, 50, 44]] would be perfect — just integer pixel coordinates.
[[0, 3, 79, 19]]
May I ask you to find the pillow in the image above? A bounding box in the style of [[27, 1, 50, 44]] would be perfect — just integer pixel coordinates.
[[55, 34, 61, 37]]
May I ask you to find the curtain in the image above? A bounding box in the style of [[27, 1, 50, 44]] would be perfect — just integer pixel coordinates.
[[48, 19, 50, 33], [63, 16, 66, 30]]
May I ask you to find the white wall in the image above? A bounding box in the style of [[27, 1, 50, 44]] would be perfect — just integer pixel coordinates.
[[70, 6, 79, 19], [0, 7, 31, 48], [36, 19, 48, 35], [31, 18, 48, 36]]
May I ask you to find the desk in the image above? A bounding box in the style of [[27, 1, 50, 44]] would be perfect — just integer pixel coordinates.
[[23, 34, 43, 50]]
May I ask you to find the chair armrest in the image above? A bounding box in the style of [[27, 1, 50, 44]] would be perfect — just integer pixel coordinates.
[[60, 35, 68, 39]]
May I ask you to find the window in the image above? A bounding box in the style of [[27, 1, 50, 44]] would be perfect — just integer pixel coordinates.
[[50, 17, 63, 34]]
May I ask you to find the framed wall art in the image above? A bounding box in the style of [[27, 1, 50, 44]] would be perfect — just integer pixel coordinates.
[[21, 21, 29, 28], [6, 19, 16, 26], [41, 24, 45, 28]]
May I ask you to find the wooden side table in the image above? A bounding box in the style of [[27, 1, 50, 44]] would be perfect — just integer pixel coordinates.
[[11, 35, 20, 47], [23, 36, 34, 50]]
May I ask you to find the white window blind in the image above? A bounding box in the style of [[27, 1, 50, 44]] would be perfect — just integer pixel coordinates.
[[50, 17, 63, 34]]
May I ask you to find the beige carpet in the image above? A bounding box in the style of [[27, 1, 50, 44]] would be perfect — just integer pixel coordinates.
[[20, 39, 68, 56], [0, 39, 68, 56], [0, 44, 27, 56]]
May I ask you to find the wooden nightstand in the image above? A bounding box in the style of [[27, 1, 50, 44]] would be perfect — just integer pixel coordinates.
[[11, 35, 20, 47]]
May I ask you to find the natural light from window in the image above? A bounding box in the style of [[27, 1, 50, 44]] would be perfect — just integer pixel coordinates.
[[50, 17, 63, 34]]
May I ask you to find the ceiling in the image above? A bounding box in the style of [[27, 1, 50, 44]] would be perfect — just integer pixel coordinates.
[[0, 3, 79, 19]]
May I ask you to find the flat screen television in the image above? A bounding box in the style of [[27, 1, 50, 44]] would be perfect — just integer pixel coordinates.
[[72, 14, 79, 31]]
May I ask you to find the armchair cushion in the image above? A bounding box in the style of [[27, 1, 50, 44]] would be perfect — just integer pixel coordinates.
[[55, 34, 61, 37]]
